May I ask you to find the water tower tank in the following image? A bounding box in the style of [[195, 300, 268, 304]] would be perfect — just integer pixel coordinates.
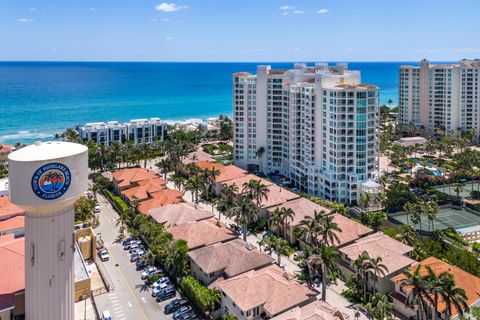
[[8, 141, 88, 320]]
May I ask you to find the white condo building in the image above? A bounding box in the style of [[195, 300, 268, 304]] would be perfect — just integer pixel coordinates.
[[399, 59, 480, 136], [78, 118, 167, 145], [233, 63, 380, 204]]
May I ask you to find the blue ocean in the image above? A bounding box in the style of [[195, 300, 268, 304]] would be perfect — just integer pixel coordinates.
[[0, 61, 416, 145]]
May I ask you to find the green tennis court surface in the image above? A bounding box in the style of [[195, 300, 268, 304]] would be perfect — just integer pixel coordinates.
[[432, 182, 480, 199], [391, 206, 480, 232]]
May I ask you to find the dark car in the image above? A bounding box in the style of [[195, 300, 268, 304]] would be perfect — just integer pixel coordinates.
[[155, 287, 176, 302], [177, 312, 197, 320], [164, 299, 189, 314], [173, 306, 192, 320], [136, 259, 147, 270], [130, 253, 144, 262]]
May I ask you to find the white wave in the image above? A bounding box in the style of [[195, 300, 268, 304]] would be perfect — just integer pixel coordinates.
[[0, 130, 53, 143]]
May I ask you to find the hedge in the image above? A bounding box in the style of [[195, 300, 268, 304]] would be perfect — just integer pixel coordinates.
[[104, 189, 129, 213], [180, 276, 220, 313]]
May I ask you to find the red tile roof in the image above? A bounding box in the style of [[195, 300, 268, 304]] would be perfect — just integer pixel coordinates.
[[195, 161, 247, 183], [222, 174, 273, 189], [148, 203, 214, 227], [272, 300, 346, 320], [0, 144, 13, 154], [0, 197, 24, 221], [391, 256, 480, 317], [0, 236, 24, 312], [138, 189, 183, 214], [112, 168, 159, 189], [167, 218, 238, 250], [121, 177, 167, 202], [258, 185, 300, 209], [0, 216, 24, 234]]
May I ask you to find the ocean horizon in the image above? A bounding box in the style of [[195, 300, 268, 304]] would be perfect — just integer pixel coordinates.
[[0, 61, 421, 145]]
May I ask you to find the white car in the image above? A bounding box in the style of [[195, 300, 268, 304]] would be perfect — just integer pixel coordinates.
[[152, 276, 170, 288], [94, 204, 101, 213], [99, 249, 110, 262], [141, 266, 158, 279], [151, 283, 170, 297]]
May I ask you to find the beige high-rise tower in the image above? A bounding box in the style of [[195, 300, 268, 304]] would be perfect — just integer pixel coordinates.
[[8, 141, 88, 320]]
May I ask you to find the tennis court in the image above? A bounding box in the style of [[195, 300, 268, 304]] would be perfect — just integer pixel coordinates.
[[432, 181, 480, 199], [391, 206, 480, 232]]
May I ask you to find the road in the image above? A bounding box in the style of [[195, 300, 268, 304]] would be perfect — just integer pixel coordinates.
[[93, 193, 177, 320]]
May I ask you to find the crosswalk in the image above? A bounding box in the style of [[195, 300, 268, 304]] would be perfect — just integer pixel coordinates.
[[108, 293, 127, 320]]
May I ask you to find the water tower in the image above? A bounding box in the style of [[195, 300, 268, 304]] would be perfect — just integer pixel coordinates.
[[8, 141, 88, 320]]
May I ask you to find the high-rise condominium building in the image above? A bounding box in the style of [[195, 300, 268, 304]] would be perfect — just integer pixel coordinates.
[[233, 63, 380, 204], [399, 59, 480, 136]]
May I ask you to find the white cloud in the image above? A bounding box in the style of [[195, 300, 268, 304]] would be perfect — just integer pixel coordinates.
[[89, 7, 96, 11], [165, 37, 173, 41], [155, 3, 188, 12], [162, 18, 171, 22], [281, 11, 289, 16], [16, 18, 33, 23], [279, 5, 295, 10], [294, 10, 305, 14], [317, 8, 329, 14], [151, 18, 158, 22], [30, 8, 36, 11]]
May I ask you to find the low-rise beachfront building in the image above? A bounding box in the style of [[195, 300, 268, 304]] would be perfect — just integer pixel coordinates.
[[0, 197, 24, 238], [78, 121, 126, 146], [112, 168, 160, 193], [167, 218, 238, 251], [0, 178, 8, 197], [125, 118, 167, 144], [338, 232, 415, 295], [390, 257, 480, 320], [0, 144, 13, 171], [271, 300, 346, 320], [217, 264, 318, 320], [78, 117, 167, 146], [148, 203, 214, 227], [188, 239, 274, 287]]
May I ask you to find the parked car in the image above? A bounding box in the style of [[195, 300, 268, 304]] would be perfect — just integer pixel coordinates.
[[128, 243, 141, 252], [130, 246, 145, 254], [155, 287, 176, 302], [164, 299, 189, 314], [130, 252, 144, 262], [142, 266, 160, 280], [94, 204, 101, 213], [177, 312, 197, 320], [173, 306, 193, 320], [262, 231, 273, 239], [152, 276, 170, 288], [293, 250, 304, 261], [99, 249, 110, 262], [101, 310, 112, 320], [136, 260, 147, 270], [152, 283, 173, 297]]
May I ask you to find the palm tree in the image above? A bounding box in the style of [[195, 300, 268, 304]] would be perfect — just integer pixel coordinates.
[[269, 208, 283, 236], [425, 199, 439, 232], [371, 294, 395, 319], [364, 255, 389, 295], [298, 214, 320, 247], [264, 235, 291, 266], [439, 273, 469, 320], [139, 143, 154, 168], [187, 175, 205, 203], [279, 207, 295, 239], [242, 179, 270, 208], [156, 158, 172, 180], [256, 147, 265, 173], [318, 213, 341, 246], [203, 167, 220, 199], [351, 253, 369, 301], [425, 265, 443, 320], [305, 245, 340, 301], [226, 197, 258, 241], [401, 265, 430, 320], [453, 183, 463, 203]]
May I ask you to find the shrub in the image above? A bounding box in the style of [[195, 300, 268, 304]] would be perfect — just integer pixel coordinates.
[[180, 276, 220, 313], [104, 189, 129, 213]]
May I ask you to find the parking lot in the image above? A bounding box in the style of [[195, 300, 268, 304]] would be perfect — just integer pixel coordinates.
[[93, 193, 194, 320]]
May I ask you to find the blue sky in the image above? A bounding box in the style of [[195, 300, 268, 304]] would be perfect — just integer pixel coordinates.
[[1, 0, 479, 62]]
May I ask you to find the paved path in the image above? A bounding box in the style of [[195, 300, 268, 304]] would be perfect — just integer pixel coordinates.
[[93, 193, 176, 320]]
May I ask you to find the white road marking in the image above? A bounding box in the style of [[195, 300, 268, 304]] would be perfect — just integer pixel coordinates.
[[141, 297, 146, 303], [128, 301, 132, 308]]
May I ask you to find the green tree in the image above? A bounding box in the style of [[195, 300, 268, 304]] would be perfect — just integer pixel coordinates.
[[74, 197, 95, 224], [384, 183, 416, 211], [242, 179, 270, 208], [256, 147, 265, 173], [264, 235, 291, 266], [164, 239, 190, 279], [360, 211, 387, 231], [305, 245, 340, 301], [226, 197, 259, 241], [364, 255, 389, 295]]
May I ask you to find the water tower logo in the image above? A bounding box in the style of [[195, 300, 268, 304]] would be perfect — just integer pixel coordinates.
[[31, 162, 72, 200]]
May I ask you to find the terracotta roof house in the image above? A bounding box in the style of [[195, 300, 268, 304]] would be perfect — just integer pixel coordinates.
[[194, 161, 248, 194], [253, 185, 300, 218], [391, 257, 480, 320], [138, 189, 183, 215], [0, 216, 24, 238], [0, 236, 92, 319], [148, 203, 214, 227], [188, 239, 274, 286], [112, 168, 159, 192], [339, 232, 415, 295], [166, 218, 238, 250], [221, 174, 273, 191], [218, 265, 318, 320], [0, 197, 24, 221], [185, 150, 215, 164], [271, 300, 346, 320], [120, 177, 167, 203]]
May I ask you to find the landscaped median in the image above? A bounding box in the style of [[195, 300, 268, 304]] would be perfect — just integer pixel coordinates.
[[104, 189, 129, 213]]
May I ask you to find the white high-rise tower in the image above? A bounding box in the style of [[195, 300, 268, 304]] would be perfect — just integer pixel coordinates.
[[8, 141, 88, 320]]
